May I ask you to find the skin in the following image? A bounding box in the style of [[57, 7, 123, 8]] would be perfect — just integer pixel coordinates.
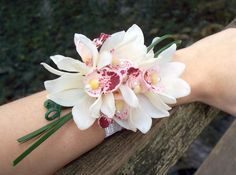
[[175, 28, 236, 116], [0, 91, 105, 175], [0, 28, 235, 175]]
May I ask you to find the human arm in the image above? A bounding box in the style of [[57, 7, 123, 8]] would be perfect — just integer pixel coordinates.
[[0, 91, 105, 175], [174, 28, 236, 116]]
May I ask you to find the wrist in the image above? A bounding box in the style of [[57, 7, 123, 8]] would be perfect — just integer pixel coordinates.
[[173, 47, 204, 104]]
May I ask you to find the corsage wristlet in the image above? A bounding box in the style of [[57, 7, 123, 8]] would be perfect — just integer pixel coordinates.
[[13, 24, 190, 166]]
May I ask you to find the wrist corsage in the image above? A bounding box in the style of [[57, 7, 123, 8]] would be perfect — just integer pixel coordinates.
[[13, 24, 190, 166]]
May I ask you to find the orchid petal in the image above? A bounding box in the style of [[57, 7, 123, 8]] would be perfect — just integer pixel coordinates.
[[97, 51, 112, 69], [114, 25, 146, 62], [101, 93, 115, 118], [146, 92, 171, 111], [138, 58, 157, 69], [50, 55, 90, 74], [41, 63, 70, 76], [161, 77, 191, 98], [123, 24, 144, 44], [115, 43, 147, 63], [158, 92, 177, 104], [160, 62, 185, 77], [100, 31, 125, 52], [74, 33, 98, 67], [44, 74, 84, 94], [138, 94, 169, 118], [130, 107, 152, 134], [47, 89, 85, 107], [157, 44, 177, 64], [72, 96, 96, 130], [119, 84, 139, 107], [146, 49, 154, 59], [114, 117, 137, 132], [89, 96, 102, 118]]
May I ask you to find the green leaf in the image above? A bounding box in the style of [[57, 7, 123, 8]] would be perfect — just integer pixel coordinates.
[[147, 34, 173, 52], [17, 117, 62, 143], [13, 112, 72, 166], [154, 40, 182, 58]]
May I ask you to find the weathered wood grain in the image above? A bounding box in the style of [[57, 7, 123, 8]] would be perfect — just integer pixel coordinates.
[[195, 120, 236, 175], [56, 104, 220, 175]]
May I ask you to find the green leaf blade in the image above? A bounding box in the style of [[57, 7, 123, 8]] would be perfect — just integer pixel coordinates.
[[17, 117, 62, 143], [13, 113, 72, 166], [147, 34, 173, 52]]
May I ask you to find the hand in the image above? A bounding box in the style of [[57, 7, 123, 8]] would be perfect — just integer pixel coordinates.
[[174, 28, 236, 116]]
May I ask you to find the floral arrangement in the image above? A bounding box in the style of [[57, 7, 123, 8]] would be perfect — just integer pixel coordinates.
[[13, 24, 190, 166]]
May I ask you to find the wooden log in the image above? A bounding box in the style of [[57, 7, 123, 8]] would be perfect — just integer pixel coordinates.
[[195, 120, 236, 175], [56, 18, 235, 175], [56, 104, 220, 175]]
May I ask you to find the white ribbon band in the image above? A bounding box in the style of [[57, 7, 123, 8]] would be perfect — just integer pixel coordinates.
[[104, 121, 123, 138]]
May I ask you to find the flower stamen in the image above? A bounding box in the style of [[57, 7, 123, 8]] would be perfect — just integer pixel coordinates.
[[115, 100, 125, 112], [112, 57, 120, 66], [133, 84, 142, 93], [151, 73, 159, 85], [88, 79, 100, 90]]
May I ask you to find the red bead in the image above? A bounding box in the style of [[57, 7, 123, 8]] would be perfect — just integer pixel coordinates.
[[98, 116, 110, 128]]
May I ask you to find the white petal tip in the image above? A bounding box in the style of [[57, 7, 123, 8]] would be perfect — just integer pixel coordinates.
[[160, 112, 170, 118], [181, 81, 191, 96], [74, 33, 79, 38], [140, 127, 151, 134], [49, 55, 56, 60]]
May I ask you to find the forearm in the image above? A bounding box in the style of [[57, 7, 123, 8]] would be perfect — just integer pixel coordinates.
[[0, 91, 105, 175]]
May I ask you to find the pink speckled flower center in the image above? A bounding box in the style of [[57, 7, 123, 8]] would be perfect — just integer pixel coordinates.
[[143, 67, 163, 93], [84, 67, 122, 97]]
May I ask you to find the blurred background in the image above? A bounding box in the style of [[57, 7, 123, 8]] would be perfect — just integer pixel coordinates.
[[0, 0, 235, 174]]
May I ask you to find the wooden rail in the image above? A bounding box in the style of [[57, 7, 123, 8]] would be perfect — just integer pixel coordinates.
[[56, 104, 219, 175]]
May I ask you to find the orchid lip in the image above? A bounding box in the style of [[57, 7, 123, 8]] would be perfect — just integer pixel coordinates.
[[84, 66, 122, 97], [143, 67, 164, 93]]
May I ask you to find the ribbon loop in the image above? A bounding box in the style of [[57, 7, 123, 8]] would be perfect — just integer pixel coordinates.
[[44, 100, 62, 121]]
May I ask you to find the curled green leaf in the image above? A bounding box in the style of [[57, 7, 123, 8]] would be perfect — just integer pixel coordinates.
[[44, 99, 62, 121]]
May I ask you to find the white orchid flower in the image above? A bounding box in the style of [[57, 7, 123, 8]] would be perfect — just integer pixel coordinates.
[[41, 24, 190, 133], [121, 43, 190, 133]]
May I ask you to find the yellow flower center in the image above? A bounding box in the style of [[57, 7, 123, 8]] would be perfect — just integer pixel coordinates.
[[115, 100, 125, 111], [112, 57, 120, 66], [89, 79, 100, 90], [133, 84, 142, 93], [151, 73, 158, 85]]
